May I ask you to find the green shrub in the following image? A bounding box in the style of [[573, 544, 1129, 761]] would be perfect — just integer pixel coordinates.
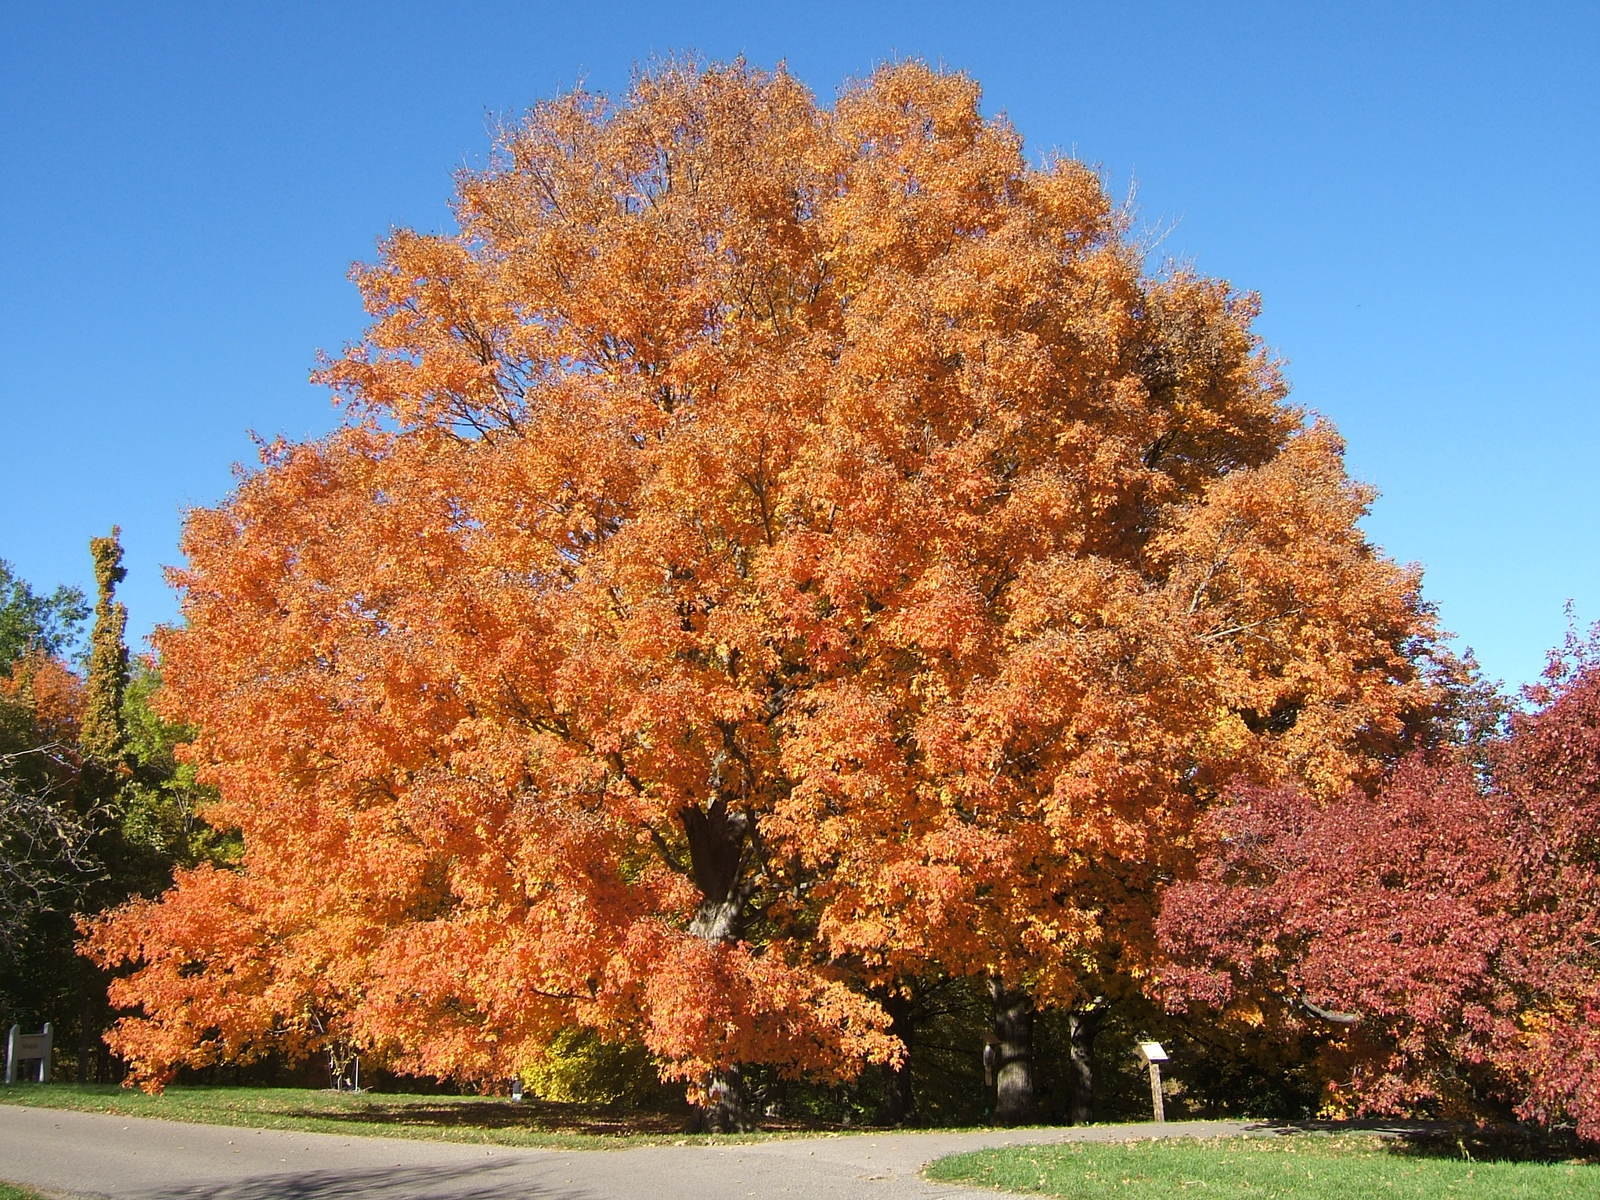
[[518, 1029, 667, 1106]]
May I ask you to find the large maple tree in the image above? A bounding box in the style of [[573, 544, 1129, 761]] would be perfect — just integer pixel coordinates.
[[87, 59, 1437, 1123]]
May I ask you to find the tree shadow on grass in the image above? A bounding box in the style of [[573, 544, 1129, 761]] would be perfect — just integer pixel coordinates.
[[133, 1161, 586, 1200], [1243, 1117, 1598, 1165], [287, 1098, 841, 1138], [286, 1098, 688, 1136], [1387, 1123, 1598, 1165]]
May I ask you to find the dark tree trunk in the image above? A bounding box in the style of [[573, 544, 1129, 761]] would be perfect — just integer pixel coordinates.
[[1066, 1003, 1108, 1124], [987, 976, 1037, 1126], [680, 796, 756, 1131], [681, 797, 751, 943], [77, 989, 93, 1084], [692, 1064, 755, 1133], [878, 990, 917, 1126], [75, 966, 107, 1085]]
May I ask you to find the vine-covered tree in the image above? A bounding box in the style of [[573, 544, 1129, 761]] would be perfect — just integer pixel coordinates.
[[2, 537, 227, 1078], [87, 59, 1437, 1126], [79, 530, 129, 766]]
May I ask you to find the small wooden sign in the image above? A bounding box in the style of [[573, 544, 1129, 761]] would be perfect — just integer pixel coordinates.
[[1134, 1040, 1168, 1121]]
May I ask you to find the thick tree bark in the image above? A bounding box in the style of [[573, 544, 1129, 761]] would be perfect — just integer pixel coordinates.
[[696, 1064, 755, 1133], [1066, 1002, 1108, 1124], [681, 797, 752, 943], [987, 976, 1037, 1126], [680, 795, 757, 1132]]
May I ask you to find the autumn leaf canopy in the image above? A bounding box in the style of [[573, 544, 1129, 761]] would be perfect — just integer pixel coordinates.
[[88, 59, 1436, 1093]]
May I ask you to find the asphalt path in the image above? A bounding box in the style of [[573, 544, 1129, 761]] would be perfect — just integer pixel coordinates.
[[0, 1106, 1363, 1200]]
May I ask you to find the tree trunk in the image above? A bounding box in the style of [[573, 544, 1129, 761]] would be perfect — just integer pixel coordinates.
[[1066, 1003, 1108, 1125], [878, 990, 916, 1126], [987, 976, 1037, 1126], [76, 967, 105, 1085], [681, 797, 751, 943], [77, 991, 92, 1085], [680, 796, 756, 1131], [693, 1064, 755, 1133]]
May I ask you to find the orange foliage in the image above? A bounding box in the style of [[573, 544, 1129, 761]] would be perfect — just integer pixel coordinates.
[[85, 59, 1437, 1096], [2, 650, 85, 745]]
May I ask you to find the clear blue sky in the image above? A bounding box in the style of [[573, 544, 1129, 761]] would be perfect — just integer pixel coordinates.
[[2, 0, 1594, 693]]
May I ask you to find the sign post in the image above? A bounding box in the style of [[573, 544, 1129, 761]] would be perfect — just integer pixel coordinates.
[[1136, 1041, 1168, 1122]]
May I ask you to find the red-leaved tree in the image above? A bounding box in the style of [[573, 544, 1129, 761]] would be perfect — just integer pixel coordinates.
[[1159, 629, 1600, 1138]]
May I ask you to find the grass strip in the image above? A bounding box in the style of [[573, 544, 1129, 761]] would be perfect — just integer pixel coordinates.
[[924, 1134, 1598, 1199], [0, 1083, 795, 1150]]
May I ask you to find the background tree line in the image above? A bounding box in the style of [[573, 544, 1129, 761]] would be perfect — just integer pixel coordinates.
[[0, 539, 233, 1081]]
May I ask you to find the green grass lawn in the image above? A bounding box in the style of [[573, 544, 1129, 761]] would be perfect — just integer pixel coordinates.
[[0, 1082, 792, 1149], [0, 1185, 50, 1200], [925, 1134, 1598, 1199]]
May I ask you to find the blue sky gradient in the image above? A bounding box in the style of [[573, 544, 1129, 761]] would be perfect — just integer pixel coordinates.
[[2, 0, 1594, 691]]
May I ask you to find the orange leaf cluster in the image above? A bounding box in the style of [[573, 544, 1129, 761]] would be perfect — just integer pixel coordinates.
[[2, 650, 84, 746], [85, 59, 1438, 1096]]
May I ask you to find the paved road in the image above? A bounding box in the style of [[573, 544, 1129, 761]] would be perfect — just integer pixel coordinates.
[[0, 1106, 1367, 1200]]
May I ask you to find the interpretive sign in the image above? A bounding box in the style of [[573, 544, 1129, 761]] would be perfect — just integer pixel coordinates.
[[5, 1022, 52, 1084], [1135, 1040, 1168, 1121]]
